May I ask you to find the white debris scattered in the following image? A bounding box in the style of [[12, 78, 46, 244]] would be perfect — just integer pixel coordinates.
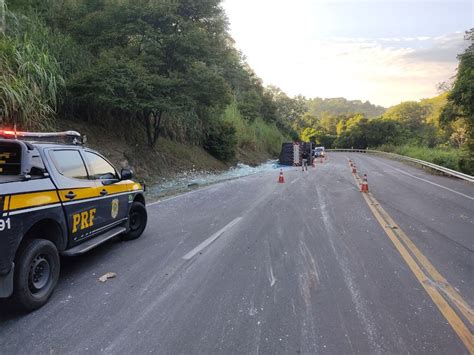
[[149, 160, 280, 198], [98, 272, 117, 283], [249, 307, 258, 316]]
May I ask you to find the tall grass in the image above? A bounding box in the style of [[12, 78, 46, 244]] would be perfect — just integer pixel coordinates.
[[223, 103, 286, 157], [378, 144, 463, 171], [0, 10, 64, 129]]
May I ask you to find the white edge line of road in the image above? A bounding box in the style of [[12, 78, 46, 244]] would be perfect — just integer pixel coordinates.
[[182, 217, 242, 260], [366, 156, 474, 200]]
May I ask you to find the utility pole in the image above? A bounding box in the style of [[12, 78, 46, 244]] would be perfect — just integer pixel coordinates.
[[0, 0, 5, 34]]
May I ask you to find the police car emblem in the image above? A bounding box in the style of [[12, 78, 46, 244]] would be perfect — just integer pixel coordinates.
[[111, 199, 119, 218]]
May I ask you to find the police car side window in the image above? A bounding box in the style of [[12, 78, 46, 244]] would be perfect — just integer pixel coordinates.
[[50, 150, 88, 179], [84, 152, 118, 181]]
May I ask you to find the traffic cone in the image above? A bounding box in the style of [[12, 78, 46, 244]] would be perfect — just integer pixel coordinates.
[[278, 169, 285, 183], [352, 164, 357, 174], [360, 174, 369, 192]]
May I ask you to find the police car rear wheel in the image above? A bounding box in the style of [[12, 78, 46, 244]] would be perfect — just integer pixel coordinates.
[[14, 239, 60, 311], [121, 201, 147, 241]]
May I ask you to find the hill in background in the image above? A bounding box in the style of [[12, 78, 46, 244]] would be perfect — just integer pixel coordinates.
[[307, 97, 385, 118]]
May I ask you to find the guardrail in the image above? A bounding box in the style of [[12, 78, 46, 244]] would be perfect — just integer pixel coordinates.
[[327, 148, 474, 183]]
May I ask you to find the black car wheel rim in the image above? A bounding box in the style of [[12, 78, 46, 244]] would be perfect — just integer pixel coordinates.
[[29, 255, 51, 293], [129, 210, 142, 231]]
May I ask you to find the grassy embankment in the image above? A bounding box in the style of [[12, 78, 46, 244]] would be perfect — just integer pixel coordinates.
[[223, 103, 287, 163], [378, 144, 467, 173]]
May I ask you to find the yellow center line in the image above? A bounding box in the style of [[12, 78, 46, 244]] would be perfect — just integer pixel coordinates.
[[366, 192, 474, 325], [346, 158, 473, 353]]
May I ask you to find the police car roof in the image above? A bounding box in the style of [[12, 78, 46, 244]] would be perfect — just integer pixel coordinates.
[[0, 130, 85, 147], [29, 141, 86, 148]]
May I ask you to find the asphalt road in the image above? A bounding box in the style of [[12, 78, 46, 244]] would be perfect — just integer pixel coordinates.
[[0, 153, 472, 354]]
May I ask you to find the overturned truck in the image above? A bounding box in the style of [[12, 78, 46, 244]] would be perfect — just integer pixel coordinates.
[[279, 142, 313, 166]]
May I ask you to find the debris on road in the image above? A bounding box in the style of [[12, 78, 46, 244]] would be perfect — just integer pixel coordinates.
[[98, 272, 117, 283]]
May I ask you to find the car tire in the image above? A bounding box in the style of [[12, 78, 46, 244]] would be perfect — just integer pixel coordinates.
[[13, 239, 60, 311], [121, 201, 147, 241]]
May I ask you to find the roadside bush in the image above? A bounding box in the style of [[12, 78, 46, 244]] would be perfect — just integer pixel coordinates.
[[458, 150, 474, 175], [378, 144, 463, 172], [204, 120, 237, 161], [223, 102, 288, 155], [252, 118, 285, 156]]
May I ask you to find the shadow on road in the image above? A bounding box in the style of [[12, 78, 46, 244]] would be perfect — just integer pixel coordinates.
[[0, 237, 126, 321]]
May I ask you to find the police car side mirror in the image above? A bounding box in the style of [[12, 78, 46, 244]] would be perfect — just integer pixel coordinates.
[[121, 168, 133, 180]]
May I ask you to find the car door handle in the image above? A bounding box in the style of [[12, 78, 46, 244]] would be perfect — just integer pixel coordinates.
[[100, 189, 108, 196], [65, 191, 77, 200]]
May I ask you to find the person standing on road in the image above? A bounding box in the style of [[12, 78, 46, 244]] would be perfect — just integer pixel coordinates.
[[302, 150, 309, 171]]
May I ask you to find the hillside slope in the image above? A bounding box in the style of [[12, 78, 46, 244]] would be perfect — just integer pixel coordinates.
[[58, 118, 276, 185]]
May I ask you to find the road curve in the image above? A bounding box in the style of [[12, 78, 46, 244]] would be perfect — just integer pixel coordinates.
[[0, 153, 472, 354]]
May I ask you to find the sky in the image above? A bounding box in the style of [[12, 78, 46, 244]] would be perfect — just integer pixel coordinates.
[[222, 0, 473, 107]]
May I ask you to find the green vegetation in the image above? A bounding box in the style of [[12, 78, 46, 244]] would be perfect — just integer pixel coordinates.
[[0, 0, 297, 163], [306, 97, 385, 118], [440, 29, 474, 174], [223, 103, 287, 156], [378, 144, 462, 171], [0, 12, 65, 129]]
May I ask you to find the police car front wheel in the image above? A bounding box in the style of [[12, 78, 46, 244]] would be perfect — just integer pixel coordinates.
[[13, 239, 60, 311], [121, 201, 147, 241]]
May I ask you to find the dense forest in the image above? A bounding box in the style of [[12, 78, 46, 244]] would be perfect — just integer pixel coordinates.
[[0, 0, 301, 161], [0, 1, 472, 174]]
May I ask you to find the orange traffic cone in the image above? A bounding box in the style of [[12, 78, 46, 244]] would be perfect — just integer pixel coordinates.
[[352, 164, 357, 174], [360, 174, 369, 192], [278, 169, 285, 183]]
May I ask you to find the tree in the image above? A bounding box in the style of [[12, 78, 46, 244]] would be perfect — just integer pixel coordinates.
[[383, 101, 430, 132], [440, 29, 473, 173], [318, 113, 339, 135], [237, 89, 262, 121], [306, 97, 385, 118], [444, 29, 474, 121], [204, 120, 237, 161], [55, 0, 234, 146], [450, 119, 468, 148]]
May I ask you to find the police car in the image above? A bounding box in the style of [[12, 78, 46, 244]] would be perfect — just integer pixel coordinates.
[[0, 130, 147, 311]]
